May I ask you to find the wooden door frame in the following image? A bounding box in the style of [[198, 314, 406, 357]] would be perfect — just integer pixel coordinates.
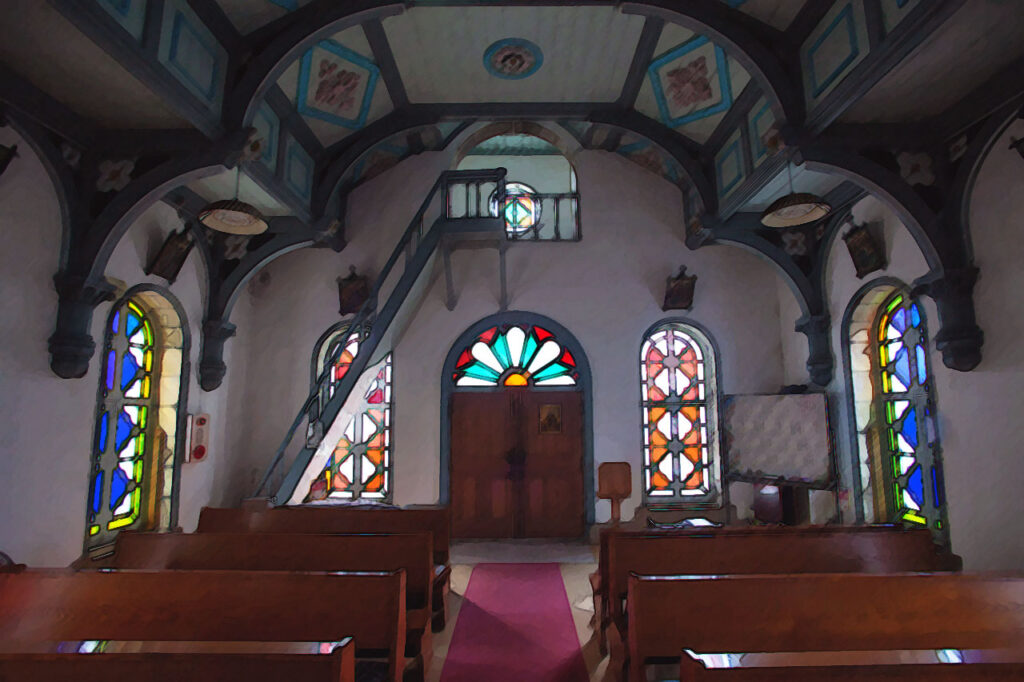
[[439, 311, 595, 528]]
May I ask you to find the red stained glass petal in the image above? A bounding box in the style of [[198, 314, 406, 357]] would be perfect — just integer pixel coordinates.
[[478, 327, 498, 343], [456, 349, 474, 368], [534, 326, 553, 342], [560, 350, 576, 367], [367, 389, 384, 404]]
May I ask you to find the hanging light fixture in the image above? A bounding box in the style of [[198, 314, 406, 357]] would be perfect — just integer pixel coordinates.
[[198, 167, 268, 235], [760, 163, 831, 228]]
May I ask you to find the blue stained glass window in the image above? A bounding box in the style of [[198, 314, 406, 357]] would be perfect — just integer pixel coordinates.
[[95, 412, 109, 454], [892, 308, 906, 332], [109, 467, 129, 510], [873, 291, 947, 540], [105, 351, 116, 391], [125, 312, 141, 338], [120, 353, 140, 391], [907, 467, 923, 507], [893, 348, 911, 388], [901, 408, 918, 448], [115, 411, 134, 451], [111, 310, 120, 335], [91, 471, 104, 514]]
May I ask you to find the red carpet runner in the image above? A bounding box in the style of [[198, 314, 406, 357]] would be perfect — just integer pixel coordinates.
[[440, 563, 590, 682]]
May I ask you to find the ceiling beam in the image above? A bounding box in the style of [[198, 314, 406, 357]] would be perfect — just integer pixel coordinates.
[[314, 103, 713, 218], [0, 62, 98, 148], [617, 17, 663, 108], [363, 18, 409, 109]]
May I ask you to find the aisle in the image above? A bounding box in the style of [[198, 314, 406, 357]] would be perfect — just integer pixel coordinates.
[[439, 563, 590, 682]]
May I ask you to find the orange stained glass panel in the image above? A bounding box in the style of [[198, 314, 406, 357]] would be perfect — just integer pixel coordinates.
[[651, 471, 670, 489], [504, 372, 529, 386]]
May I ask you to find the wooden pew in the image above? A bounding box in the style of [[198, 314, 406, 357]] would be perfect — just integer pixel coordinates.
[[0, 569, 406, 682], [198, 505, 452, 630], [624, 572, 1024, 682], [0, 645, 354, 682], [98, 531, 434, 671], [598, 525, 959, 658]]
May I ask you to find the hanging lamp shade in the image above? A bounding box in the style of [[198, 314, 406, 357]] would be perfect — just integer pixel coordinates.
[[760, 192, 831, 228], [198, 198, 268, 235]]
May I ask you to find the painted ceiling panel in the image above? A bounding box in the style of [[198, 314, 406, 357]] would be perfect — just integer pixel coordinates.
[[383, 6, 645, 103], [276, 26, 394, 146], [636, 25, 752, 145], [840, 1, 1024, 124], [0, 1, 188, 129]]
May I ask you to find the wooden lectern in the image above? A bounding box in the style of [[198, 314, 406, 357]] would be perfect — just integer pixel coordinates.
[[597, 462, 631, 525]]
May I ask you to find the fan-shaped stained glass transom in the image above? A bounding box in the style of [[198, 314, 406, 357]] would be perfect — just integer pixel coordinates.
[[874, 293, 946, 532], [306, 354, 393, 501], [640, 323, 718, 502], [452, 324, 578, 388]]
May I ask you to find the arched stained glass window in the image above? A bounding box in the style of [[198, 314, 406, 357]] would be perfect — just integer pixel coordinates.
[[306, 355, 393, 501], [88, 293, 186, 552], [306, 323, 394, 503], [873, 292, 947, 532], [452, 324, 578, 387], [640, 322, 720, 503]]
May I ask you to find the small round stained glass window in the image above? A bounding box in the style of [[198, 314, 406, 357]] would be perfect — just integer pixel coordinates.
[[490, 182, 541, 236]]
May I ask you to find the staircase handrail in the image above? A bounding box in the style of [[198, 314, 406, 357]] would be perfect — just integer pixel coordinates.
[[253, 168, 507, 498]]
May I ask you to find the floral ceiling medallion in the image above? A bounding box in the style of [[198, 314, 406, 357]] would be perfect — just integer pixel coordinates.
[[484, 38, 543, 80]]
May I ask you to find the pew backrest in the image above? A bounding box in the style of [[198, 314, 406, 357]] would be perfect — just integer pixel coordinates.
[[628, 572, 1024, 668], [0, 568, 405, 681], [198, 506, 450, 566], [606, 526, 956, 624], [0, 647, 355, 682], [108, 531, 433, 612]]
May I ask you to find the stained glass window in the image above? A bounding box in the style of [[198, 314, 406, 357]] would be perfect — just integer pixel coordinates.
[[874, 293, 947, 532], [490, 182, 541, 236], [325, 330, 361, 400], [451, 324, 579, 387], [87, 300, 160, 547], [640, 323, 719, 503], [306, 354, 393, 501]]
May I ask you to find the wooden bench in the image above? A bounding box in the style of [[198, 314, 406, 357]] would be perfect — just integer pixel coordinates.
[[0, 646, 354, 682], [198, 505, 452, 631], [96, 531, 434, 671], [0, 569, 406, 682], [598, 525, 959, 658], [624, 572, 1024, 682]]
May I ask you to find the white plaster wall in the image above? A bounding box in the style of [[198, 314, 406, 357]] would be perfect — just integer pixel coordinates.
[[458, 154, 574, 193], [776, 120, 1024, 568], [238, 149, 788, 523], [0, 130, 244, 565]]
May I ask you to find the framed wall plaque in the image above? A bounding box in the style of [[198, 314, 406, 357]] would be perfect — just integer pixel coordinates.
[[539, 404, 562, 433]]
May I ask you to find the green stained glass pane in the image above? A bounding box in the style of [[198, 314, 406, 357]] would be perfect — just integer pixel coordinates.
[[533, 363, 571, 381], [463, 363, 501, 382], [520, 333, 539, 369], [492, 333, 512, 369]]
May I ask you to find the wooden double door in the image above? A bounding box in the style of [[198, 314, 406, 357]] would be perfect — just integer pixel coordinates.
[[450, 389, 584, 539]]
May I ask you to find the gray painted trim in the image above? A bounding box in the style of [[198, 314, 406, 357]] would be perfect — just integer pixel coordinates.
[[363, 18, 409, 109], [706, 80, 762, 155], [617, 17, 664, 108], [85, 283, 192, 550], [637, 317, 728, 511], [264, 85, 324, 159], [0, 61, 98, 147], [439, 311, 596, 529]]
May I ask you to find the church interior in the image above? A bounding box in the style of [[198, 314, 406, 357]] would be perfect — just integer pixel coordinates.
[[2, 0, 1024, 679]]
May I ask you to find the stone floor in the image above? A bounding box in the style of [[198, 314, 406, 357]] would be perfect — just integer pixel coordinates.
[[427, 540, 609, 682]]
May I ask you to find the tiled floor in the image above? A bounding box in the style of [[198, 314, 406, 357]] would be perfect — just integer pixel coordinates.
[[427, 541, 610, 682]]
